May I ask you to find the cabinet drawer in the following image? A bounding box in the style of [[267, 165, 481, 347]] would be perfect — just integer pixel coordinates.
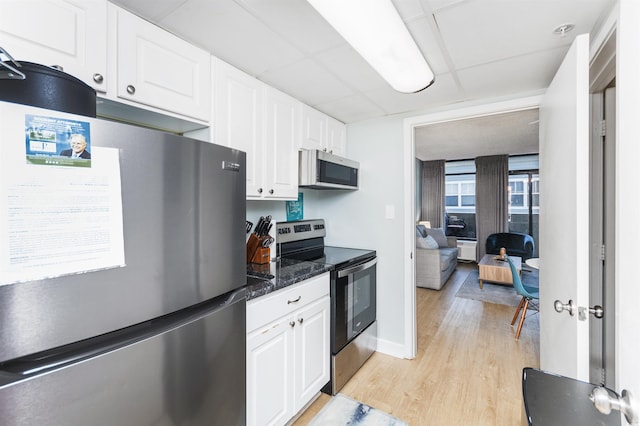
[[247, 273, 329, 333]]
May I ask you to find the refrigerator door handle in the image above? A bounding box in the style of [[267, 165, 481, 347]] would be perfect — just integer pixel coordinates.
[[0, 288, 247, 386]]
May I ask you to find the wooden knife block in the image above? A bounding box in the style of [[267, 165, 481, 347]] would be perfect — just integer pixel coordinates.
[[246, 234, 271, 264], [250, 246, 270, 264]]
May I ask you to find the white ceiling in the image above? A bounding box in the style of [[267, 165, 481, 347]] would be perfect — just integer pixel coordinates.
[[110, 0, 614, 159]]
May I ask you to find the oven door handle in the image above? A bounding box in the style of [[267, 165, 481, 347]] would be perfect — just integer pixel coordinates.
[[337, 257, 377, 278]]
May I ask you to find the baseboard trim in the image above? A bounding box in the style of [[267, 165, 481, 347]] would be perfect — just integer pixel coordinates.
[[375, 337, 411, 359]]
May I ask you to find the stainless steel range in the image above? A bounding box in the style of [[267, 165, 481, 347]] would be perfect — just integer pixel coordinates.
[[276, 219, 377, 395]]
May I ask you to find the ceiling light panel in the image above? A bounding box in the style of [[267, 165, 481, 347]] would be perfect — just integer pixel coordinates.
[[307, 0, 434, 93]]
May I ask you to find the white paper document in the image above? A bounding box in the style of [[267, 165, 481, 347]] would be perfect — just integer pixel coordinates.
[[1, 123, 125, 286]]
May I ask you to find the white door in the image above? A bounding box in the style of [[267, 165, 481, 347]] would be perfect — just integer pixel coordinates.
[[616, 0, 640, 412], [539, 34, 591, 380]]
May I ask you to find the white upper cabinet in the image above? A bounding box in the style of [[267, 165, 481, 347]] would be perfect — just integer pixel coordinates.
[[110, 4, 211, 122], [213, 57, 264, 198], [0, 0, 108, 93], [213, 58, 299, 200], [300, 104, 347, 156], [264, 87, 301, 200], [300, 104, 327, 151], [327, 115, 347, 157]]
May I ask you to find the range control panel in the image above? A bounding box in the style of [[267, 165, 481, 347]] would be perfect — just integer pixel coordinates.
[[276, 219, 326, 243]]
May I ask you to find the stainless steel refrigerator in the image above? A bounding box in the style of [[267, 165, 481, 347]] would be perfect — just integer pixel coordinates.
[[0, 101, 247, 425]]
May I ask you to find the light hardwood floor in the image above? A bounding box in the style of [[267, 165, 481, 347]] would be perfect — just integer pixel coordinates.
[[292, 263, 540, 425]]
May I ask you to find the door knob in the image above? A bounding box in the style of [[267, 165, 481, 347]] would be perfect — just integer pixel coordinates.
[[554, 299, 576, 316], [590, 387, 638, 425], [579, 305, 604, 321]]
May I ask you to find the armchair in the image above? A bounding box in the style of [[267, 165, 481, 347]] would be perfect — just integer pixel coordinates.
[[486, 232, 535, 261]]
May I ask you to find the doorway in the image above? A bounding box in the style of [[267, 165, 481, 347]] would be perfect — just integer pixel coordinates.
[[403, 96, 542, 358]]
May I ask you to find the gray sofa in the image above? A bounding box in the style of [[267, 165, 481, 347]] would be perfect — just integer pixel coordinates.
[[415, 225, 458, 290]]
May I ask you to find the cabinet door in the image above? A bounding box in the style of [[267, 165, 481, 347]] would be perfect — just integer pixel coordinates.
[[213, 58, 264, 198], [264, 88, 300, 200], [0, 0, 107, 93], [327, 116, 347, 157], [300, 105, 327, 151], [246, 318, 294, 426], [114, 6, 210, 122], [293, 296, 330, 412]]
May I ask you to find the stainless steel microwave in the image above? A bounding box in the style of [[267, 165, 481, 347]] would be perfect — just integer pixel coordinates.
[[299, 149, 359, 190]]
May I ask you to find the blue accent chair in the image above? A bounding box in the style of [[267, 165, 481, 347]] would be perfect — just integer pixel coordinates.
[[506, 255, 539, 340]]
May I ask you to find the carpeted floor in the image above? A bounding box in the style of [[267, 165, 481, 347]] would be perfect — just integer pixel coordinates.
[[456, 268, 539, 307], [309, 394, 408, 426]]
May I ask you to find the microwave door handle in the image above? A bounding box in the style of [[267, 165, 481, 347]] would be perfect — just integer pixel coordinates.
[[337, 258, 377, 278]]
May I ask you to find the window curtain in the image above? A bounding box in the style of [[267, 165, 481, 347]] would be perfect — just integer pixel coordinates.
[[420, 160, 445, 228], [475, 155, 509, 258]]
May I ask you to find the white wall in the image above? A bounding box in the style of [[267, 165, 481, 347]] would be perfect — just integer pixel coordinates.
[[246, 114, 408, 356], [316, 116, 409, 356]]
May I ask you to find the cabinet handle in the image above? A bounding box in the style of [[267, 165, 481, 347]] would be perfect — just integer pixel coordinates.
[[257, 188, 263, 194], [289, 321, 295, 328], [298, 318, 304, 324], [287, 296, 301, 304], [126, 85, 136, 95], [93, 73, 104, 84], [269, 189, 274, 195]]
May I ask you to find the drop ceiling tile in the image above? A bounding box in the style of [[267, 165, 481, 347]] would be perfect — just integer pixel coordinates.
[[457, 47, 568, 100], [433, 0, 613, 69], [407, 16, 451, 75], [315, 94, 387, 124], [259, 59, 355, 106], [365, 73, 463, 115], [159, 0, 304, 76], [236, 0, 345, 54], [393, 0, 428, 21], [420, 0, 468, 13], [313, 45, 388, 93]]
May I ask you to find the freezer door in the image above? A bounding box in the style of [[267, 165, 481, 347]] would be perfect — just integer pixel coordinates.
[[0, 102, 246, 362], [0, 295, 246, 426]]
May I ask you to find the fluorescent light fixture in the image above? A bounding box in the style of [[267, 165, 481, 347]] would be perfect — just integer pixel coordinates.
[[307, 0, 434, 93]]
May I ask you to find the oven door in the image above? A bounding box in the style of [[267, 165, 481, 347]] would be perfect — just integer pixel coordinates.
[[333, 257, 377, 353]]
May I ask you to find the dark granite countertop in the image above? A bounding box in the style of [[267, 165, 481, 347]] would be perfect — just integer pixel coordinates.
[[244, 258, 333, 301]]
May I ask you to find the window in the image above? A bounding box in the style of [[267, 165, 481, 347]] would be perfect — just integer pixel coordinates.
[[444, 168, 476, 239], [509, 179, 526, 207]]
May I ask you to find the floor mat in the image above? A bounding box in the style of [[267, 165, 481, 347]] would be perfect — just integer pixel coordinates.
[[309, 394, 408, 426]]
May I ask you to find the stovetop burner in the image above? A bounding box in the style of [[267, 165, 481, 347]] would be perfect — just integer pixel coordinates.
[[276, 219, 375, 269]]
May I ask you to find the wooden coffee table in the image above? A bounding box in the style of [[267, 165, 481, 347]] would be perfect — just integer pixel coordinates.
[[477, 254, 521, 289]]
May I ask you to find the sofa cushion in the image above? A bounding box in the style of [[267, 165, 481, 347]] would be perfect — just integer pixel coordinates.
[[417, 235, 439, 249], [439, 247, 458, 271], [426, 227, 449, 248], [416, 224, 428, 238]]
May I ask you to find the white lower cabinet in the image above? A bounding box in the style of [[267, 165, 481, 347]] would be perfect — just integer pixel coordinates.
[[246, 273, 330, 426]]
